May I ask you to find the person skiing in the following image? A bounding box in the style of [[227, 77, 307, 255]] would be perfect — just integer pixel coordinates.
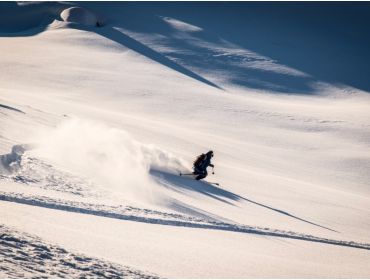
[[192, 150, 214, 180]]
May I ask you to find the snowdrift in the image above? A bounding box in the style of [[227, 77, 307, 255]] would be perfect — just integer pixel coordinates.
[[60, 7, 99, 27], [0, 2, 101, 34]]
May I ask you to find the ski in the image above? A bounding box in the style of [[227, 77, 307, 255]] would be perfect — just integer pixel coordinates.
[[179, 172, 219, 186], [204, 181, 219, 186]]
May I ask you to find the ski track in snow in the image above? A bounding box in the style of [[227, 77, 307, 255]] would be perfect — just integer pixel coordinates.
[[0, 224, 158, 279]]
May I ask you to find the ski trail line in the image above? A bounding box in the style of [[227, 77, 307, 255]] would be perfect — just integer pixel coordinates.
[[1, 192, 370, 251]]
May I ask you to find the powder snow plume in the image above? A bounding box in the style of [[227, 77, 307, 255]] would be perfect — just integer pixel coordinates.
[[31, 118, 188, 204]]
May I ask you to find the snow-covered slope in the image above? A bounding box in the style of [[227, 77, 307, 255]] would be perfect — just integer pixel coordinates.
[[1, 2, 370, 278]]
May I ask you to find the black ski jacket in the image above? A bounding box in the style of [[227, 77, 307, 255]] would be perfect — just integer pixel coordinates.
[[199, 154, 214, 171]]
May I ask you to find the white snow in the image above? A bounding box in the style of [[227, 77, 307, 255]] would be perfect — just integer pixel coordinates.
[[1, 2, 370, 278], [161, 16, 203, 33], [60, 7, 98, 27]]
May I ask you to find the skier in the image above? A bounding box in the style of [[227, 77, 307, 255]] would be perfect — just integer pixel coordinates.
[[192, 150, 214, 180]]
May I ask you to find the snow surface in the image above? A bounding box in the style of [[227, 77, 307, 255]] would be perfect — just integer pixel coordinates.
[[0, 224, 155, 278], [1, 2, 370, 278], [60, 7, 99, 27]]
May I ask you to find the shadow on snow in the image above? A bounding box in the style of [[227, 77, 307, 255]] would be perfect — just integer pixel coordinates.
[[81, 2, 370, 94], [93, 26, 223, 90], [150, 169, 338, 233], [1, 193, 369, 251], [2, 2, 370, 94]]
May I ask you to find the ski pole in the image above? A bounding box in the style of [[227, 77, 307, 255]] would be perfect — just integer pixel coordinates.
[[180, 172, 194, 176]]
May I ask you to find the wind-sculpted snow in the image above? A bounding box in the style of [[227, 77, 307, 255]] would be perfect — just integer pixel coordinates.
[[1, 191, 369, 251], [0, 224, 157, 278], [0, 104, 24, 114]]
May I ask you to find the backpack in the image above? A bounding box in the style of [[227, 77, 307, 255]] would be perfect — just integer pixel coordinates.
[[193, 154, 206, 168]]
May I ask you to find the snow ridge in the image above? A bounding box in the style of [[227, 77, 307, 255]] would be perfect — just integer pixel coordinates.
[[1, 191, 369, 251]]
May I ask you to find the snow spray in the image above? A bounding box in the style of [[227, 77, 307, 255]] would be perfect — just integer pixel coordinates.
[[31, 118, 187, 204]]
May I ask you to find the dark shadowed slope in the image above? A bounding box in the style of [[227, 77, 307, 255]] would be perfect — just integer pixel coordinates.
[[0, 2, 222, 90], [0, 2, 66, 33], [80, 2, 370, 94], [92, 26, 223, 90], [1, 2, 370, 94]]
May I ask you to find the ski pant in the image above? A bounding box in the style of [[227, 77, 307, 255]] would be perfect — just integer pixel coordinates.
[[194, 169, 207, 180]]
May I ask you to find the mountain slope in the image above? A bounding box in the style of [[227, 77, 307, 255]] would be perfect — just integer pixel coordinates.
[[1, 2, 370, 278]]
